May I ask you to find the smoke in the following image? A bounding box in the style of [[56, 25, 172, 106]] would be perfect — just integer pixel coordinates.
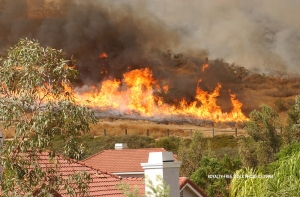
[[0, 0, 299, 111], [145, 0, 300, 74], [1, 1, 299, 71], [0, 0, 181, 77], [0, 0, 208, 101]]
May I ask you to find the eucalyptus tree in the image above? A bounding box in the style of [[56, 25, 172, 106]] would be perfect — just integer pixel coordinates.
[[0, 39, 97, 196]]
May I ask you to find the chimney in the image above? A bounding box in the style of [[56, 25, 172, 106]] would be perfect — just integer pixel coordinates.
[[114, 143, 128, 150], [141, 152, 182, 197]]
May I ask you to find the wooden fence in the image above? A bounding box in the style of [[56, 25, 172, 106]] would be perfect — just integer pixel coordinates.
[[101, 127, 284, 138], [101, 127, 244, 138]]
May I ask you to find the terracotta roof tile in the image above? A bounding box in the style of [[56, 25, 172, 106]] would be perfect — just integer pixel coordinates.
[[122, 177, 145, 196], [1, 152, 126, 197], [82, 148, 167, 173], [1, 151, 208, 196]]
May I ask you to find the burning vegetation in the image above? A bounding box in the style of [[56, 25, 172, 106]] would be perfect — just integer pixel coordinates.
[[74, 67, 247, 123]]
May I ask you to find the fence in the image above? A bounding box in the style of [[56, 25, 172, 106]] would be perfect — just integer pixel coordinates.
[[100, 127, 245, 138]]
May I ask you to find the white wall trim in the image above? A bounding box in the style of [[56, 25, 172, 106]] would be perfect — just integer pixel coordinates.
[[181, 183, 204, 197]]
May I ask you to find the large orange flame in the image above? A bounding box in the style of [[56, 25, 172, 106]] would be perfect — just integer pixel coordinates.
[[75, 68, 247, 122]]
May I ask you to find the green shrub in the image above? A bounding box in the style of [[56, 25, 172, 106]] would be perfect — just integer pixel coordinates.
[[208, 135, 238, 150], [51, 135, 155, 160], [190, 154, 242, 197], [155, 136, 181, 154], [238, 105, 281, 168], [274, 98, 287, 112], [214, 147, 239, 159]]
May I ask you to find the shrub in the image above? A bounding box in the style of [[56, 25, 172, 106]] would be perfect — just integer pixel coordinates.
[[190, 154, 242, 197], [214, 147, 239, 159], [274, 98, 287, 112], [208, 135, 238, 150], [266, 88, 300, 97], [242, 73, 268, 84], [282, 95, 300, 144], [178, 131, 207, 177], [52, 135, 156, 160], [238, 105, 281, 168], [155, 136, 181, 154]]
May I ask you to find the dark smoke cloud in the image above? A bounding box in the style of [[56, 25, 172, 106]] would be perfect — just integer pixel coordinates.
[[0, 0, 209, 101], [1, 1, 184, 76]]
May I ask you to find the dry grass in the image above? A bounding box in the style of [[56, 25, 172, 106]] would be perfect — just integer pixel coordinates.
[[265, 86, 300, 98], [0, 118, 244, 140], [1, 128, 15, 138], [89, 118, 245, 139], [240, 74, 300, 124]]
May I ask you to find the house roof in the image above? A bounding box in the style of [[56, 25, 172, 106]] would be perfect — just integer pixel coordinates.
[[34, 153, 206, 197], [81, 148, 207, 197], [47, 154, 207, 197], [81, 148, 167, 173], [1, 151, 207, 197], [179, 177, 208, 197], [122, 177, 145, 196], [1, 151, 126, 197]]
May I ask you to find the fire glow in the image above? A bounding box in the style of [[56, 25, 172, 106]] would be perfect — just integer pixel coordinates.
[[202, 63, 209, 72], [74, 68, 248, 122]]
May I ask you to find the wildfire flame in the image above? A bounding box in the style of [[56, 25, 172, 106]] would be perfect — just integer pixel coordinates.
[[202, 63, 209, 72], [163, 85, 169, 94], [99, 53, 108, 59], [75, 68, 248, 122]]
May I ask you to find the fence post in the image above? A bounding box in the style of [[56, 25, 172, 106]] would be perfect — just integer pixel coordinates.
[[0, 130, 3, 147], [147, 129, 149, 137], [167, 129, 170, 137], [103, 129, 106, 136], [212, 127, 214, 137], [190, 129, 192, 139], [235, 127, 237, 137], [125, 129, 127, 135]]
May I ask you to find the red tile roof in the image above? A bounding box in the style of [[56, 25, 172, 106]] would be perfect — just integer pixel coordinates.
[[1, 151, 207, 196], [122, 177, 145, 196], [82, 148, 167, 173], [2, 151, 127, 197]]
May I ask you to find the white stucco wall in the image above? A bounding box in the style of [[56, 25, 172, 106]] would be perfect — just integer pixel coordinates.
[[141, 152, 182, 197]]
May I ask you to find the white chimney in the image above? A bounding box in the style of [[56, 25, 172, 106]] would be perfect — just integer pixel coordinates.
[[141, 152, 182, 197], [114, 143, 128, 150]]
